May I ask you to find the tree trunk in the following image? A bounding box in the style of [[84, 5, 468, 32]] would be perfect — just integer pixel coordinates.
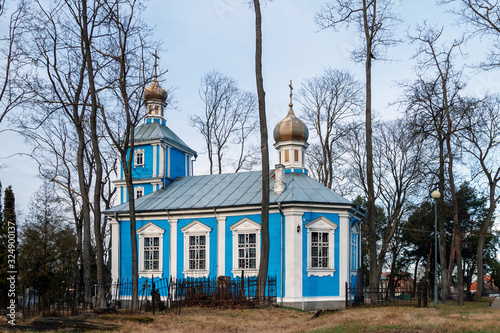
[[77, 127, 92, 304], [361, 0, 378, 301], [438, 134, 449, 299], [445, 111, 464, 305], [253, 0, 270, 303], [81, 0, 106, 308], [121, 125, 139, 310], [476, 189, 496, 298], [413, 257, 420, 291]]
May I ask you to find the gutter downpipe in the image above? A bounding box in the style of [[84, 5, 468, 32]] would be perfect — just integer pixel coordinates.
[[278, 202, 284, 306]]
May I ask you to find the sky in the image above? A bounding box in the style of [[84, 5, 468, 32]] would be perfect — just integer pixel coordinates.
[[0, 0, 499, 215]]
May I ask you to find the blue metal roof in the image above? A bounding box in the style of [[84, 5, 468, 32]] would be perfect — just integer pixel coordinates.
[[107, 171, 355, 213], [134, 122, 197, 157]]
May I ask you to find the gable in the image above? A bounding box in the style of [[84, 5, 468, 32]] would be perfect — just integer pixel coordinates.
[[230, 217, 260, 231], [137, 221, 165, 235], [181, 220, 212, 233], [305, 216, 338, 230]]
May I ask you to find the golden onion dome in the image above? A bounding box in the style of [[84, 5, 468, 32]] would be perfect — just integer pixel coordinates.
[[273, 103, 309, 143], [144, 78, 168, 102]]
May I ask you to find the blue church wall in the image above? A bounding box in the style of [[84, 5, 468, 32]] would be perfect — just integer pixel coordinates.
[[301, 212, 340, 297], [224, 213, 283, 297], [131, 145, 154, 179], [118, 219, 170, 295], [119, 220, 132, 282], [350, 274, 357, 288], [169, 148, 186, 179], [176, 217, 218, 279]]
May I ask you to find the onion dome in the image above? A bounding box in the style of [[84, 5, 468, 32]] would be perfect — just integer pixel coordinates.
[[144, 78, 168, 102], [273, 81, 308, 143]]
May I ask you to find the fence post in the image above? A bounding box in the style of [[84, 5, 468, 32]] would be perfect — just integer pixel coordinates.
[[151, 277, 156, 315]]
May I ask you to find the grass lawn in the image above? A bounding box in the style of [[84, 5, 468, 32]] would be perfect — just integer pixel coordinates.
[[90, 298, 500, 333]]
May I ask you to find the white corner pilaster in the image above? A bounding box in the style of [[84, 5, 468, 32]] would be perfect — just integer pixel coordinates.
[[338, 212, 350, 297], [185, 153, 188, 176], [110, 218, 120, 285], [152, 143, 158, 177], [169, 218, 178, 279], [159, 144, 165, 177], [122, 186, 127, 204], [284, 208, 303, 302], [167, 146, 171, 179], [216, 215, 226, 277]]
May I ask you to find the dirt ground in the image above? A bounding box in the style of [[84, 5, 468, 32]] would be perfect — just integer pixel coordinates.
[[3, 299, 500, 332]]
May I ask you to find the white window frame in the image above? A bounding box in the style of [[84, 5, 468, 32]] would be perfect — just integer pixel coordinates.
[[134, 148, 145, 167], [137, 222, 165, 278], [305, 216, 337, 277], [351, 223, 360, 271], [230, 217, 261, 277], [134, 186, 144, 199], [181, 220, 211, 278]]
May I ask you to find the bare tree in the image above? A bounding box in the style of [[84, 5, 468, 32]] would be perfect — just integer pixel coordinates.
[[0, 0, 27, 125], [373, 119, 426, 286], [298, 68, 362, 189], [444, 0, 500, 69], [316, 0, 400, 293], [459, 94, 500, 298], [191, 70, 258, 174], [409, 24, 470, 305], [16, 0, 105, 304], [252, 0, 270, 302], [400, 76, 453, 299], [96, 0, 156, 310]]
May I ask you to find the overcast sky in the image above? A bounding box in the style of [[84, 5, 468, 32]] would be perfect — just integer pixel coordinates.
[[1, 0, 498, 215]]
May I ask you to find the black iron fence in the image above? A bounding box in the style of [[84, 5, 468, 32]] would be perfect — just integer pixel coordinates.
[[16, 274, 277, 318], [345, 283, 428, 308]]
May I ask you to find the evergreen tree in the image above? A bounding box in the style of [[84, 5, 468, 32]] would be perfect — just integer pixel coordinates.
[[0, 185, 15, 308], [18, 181, 77, 297]]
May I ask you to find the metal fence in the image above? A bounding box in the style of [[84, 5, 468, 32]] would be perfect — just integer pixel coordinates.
[[17, 274, 277, 318], [345, 283, 428, 308]]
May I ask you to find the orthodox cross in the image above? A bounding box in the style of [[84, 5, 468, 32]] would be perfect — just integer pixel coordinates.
[[153, 50, 159, 79], [289, 79, 293, 106], [142, 280, 150, 300]]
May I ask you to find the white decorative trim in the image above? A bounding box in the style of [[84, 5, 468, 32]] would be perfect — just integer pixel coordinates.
[[230, 217, 261, 277], [351, 226, 359, 271], [305, 216, 337, 277], [181, 220, 212, 278], [167, 146, 171, 178], [338, 213, 349, 297], [170, 219, 178, 279], [137, 222, 165, 278], [159, 144, 165, 177], [110, 218, 120, 286], [152, 144, 157, 177], [134, 148, 145, 168], [216, 216, 226, 277], [122, 186, 127, 204], [134, 186, 144, 199]]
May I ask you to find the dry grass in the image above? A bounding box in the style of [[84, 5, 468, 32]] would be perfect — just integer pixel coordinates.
[[94, 298, 500, 333]]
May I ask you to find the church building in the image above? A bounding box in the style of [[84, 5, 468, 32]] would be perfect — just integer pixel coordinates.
[[106, 73, 364, 310]]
